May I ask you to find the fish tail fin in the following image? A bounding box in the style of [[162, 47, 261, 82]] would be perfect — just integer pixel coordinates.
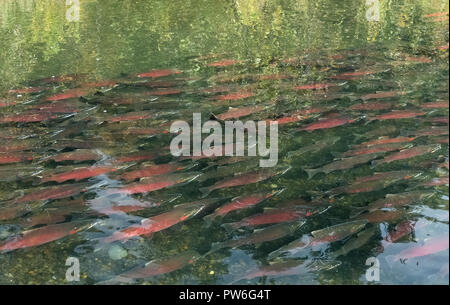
[[197, 174, 210, 183], [304, 168, 320, 179], [199, 186, 212, 197], [349, 207, 366, 218], [364, 117, 376, 125], [221, 222, 242, 233], [330, 151, 343, 158], [267, 249, 282, 260], [202, 242, 223, 258], [371, 159, 382, 168], [203, 213, 216, 227], [93, 238, 110, 252]]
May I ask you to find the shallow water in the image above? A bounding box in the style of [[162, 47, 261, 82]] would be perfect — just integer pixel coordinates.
[[0, 0, 448, 285]]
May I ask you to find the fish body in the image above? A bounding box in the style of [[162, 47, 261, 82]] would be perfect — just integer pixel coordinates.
[[332, 171, 418, 195], [294, 83, 336, 90], [137, 69, 181, 78], [268, 220, 368, 259], [341, 143, 409, 157], [46, 89, 90, 101], [207, 60, 239, 67], [365, 191, 433, 212], [213, 91, 255, 101], [349, 102, 392, 111], [42, 166, 116, 183], [330, 226, 377, 259], [16, 184, 86, 203], [305, 153, 381, 179], [384, 220, 417, 243], [102, 201, 208, 243], [287, 137, 340, 158], [0, 112, 58, 123], [298, 117, 354, 132], [121, 163, 184, 181], [372, 145, 441, 166], [210, 221, 304, 254], [215, 105, 264, 121], [120, 250, 199, 279], [201, 167, 290, 194], [235, 259, 340, 282], [0, 153, 33, 164], [0, 221, 93, 252], [310, 220, 368, 243], [362, 91, 403, 100], [355, 210, 404, 224], [371, 110, 425, 121], [223, 206, 322, 230], [114, 172, 200, 195], [356, 137, 415, 147], [205, 190, 279, 222], [107, 111, 153, 123], [421, 101, 449, 109], [48, 150, 101, 162]]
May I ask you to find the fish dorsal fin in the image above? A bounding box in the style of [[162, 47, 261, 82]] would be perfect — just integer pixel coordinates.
[[253, 228, 265, 233], [144, 259, 158, 267]]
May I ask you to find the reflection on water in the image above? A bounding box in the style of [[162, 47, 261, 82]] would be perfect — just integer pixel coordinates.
[[0, 0, 448, 284]]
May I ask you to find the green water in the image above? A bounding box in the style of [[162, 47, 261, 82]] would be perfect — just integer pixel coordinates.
[[0, 0, 448, 285]]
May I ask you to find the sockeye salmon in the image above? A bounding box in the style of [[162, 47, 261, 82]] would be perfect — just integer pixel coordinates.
[[371, 110, 426, 121], [200, 167, 291, 195], [15, 184, 87, 204], [137, 69, 181, 78], [102, 201, 208, 243], [207, 221, 305, 256], [99, 251, 200, 284], [304, 153, 382, 179], [223, 206, 324, 230], [297, 117, 355, 132], [268, 220, 368, 259], [351, 191, 434, 217], [372, 145, 441, 166], [42, 166, 117, 183], [204, 190, 281, 223], [113, 172, 201, 195], [120, 163, 185, 181], [0, 221, 95, 252]]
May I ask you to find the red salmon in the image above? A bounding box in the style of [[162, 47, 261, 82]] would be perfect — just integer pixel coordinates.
[[298, 117, 355, 132], [102, 202, 207, 243], [113, 172, 200, 195], [213, 91, 255, 101], [215, 105, 264, 120], [16, 184, 87, 203], [371, 110, 426, 121], [294, 83, 335, 90], [137, 69, 181, 78], [0, 221, 92, 252], [42, 166, 117, 183], [207, 60, 239, 67], [46, 89, 90, 101], [373, 145, 441, 166], [121, 163, 184, 181], [204, 190, 279, 222]]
